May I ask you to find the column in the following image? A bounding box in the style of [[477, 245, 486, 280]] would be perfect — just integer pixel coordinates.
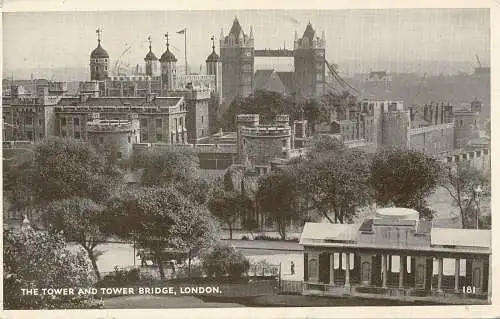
[[345, 253, 351, 287], [454, 258, 460, 293], [399, 255, 404, 288], [381, 253, 387, 288], [437, 257, 443, 292], [329, 253, 335, 286], [314, 253, 320, 283]]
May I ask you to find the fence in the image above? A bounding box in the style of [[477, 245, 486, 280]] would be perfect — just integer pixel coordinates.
[[248, 263, 280, 278], [280, 279, 303, 294]]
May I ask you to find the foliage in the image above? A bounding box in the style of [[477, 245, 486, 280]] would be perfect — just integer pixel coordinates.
[[29, 138, 123, 204], [98, 266, 140, 287], [297, 98, 325, 133], [202, 244, 250, 279], [296, 148, 372, 223], [42, 197, 107, 280], [441, 163, 491, 228], [220, 90, 297, 131], [370, 148, 441, 219], [309, 134, 347, 154], [133, 147, 199, 186], [106, 186, 220, 279], [3, 227, 101, 309], [256, 170, 302, 239], [208, 191, 254, 239]]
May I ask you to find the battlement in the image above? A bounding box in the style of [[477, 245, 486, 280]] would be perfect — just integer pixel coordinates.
[[87, 119, 138, 133], [236, 114, 260, 123], [240, 125, 291, 137], [409, 122, 454, 135], [275, 114, 290, 123]]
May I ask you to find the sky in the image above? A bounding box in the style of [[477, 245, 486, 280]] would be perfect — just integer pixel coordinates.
[[2, 8, 490, 77]]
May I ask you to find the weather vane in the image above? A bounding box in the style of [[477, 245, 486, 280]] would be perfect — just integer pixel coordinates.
[[164, 33, 169, 48], [96, 28, 102, 43]]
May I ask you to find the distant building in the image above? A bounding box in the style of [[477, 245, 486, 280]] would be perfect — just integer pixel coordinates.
[[293, 22, 326, 100], [220, 17, 255, 102]]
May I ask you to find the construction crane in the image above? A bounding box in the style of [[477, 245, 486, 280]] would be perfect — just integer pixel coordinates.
[[113, 45, 133, 75], [475, 54, 482, 68]]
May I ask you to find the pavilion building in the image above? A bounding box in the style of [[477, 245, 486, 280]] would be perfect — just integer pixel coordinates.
[[299, 208, 491, 304]]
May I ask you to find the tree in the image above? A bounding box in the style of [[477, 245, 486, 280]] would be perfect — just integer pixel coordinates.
[[370, 148, 442, 219], [202, 244, 250, 280], [106, 186, 220, 279], [256, 170, 302, 239], [220, 90, 297, 130], [441, 163, 491, 228], [299, 98, 325, 134], [208, 191, 254, 239], [297, 148, 372, 224], [29, 137, 123, 204], [42, 197, 107, 280], [4, 227, 101, 309], [309, 134, 347, 154], [133, 147, 199, 186]]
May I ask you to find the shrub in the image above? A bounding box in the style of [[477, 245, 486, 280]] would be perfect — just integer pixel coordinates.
[[241, 235, 249, 240], [202, 244, 250, 280]]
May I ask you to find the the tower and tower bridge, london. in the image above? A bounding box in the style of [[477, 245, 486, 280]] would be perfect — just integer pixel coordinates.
[[2, 15, 491, 304]]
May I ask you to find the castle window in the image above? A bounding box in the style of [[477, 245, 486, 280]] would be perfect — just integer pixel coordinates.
[[128, 136, 131, 144], [460, 120, 463, 126], [180, 117, 184, 127], [282, 139, 287, 147], [117, 152, 122, 159], [201, 116, 204, 124], [75, 131, 81, 139], [99, 137, 104, 144], [61, 118, 66, 126], [156, 118, 162, 127], [156, 133, 162, 141], [74, 118, 80, 126]]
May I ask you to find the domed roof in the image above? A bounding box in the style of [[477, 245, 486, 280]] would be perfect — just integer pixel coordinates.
[[91, 41, 109, 59], [375, 207, 419, 220], [144, 47, 158, 61], [160, 46, 177, 63]]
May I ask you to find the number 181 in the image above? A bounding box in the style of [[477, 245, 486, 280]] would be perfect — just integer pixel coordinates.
[[463, 286, 476, 294]]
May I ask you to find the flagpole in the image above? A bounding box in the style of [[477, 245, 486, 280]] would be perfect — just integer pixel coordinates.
[[184, 28, 187, 75]]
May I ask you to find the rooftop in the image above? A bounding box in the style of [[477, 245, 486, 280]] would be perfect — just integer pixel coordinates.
[[57, 96, 183, 108]]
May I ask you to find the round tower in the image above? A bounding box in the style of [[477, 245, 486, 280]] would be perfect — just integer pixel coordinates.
[[206, 36, 222, 99], [236, 114, 260, 164], [160, 33, 177, 91], [144, 36, 160, 77], [90, 28, 110, 81]]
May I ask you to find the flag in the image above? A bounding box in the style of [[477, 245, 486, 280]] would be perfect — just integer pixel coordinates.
[[177, 28, 186, 34]]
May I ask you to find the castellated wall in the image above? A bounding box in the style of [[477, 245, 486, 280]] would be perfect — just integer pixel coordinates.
[[240, 126, 292, 165], [87, 118, 140, 164], [409, 123, 455, 155]]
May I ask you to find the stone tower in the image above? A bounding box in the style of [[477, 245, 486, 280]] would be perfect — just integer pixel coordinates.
[[206, 36, 222, 99], [220, 17, 254, 103], [144, 36, 160, 77], [90, 28, 110, 81], [293, 22, 326, 100], [160, 33, 177, 91]]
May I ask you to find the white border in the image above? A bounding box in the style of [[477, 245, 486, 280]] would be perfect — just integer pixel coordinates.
[[1, 0, 499, 318]]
